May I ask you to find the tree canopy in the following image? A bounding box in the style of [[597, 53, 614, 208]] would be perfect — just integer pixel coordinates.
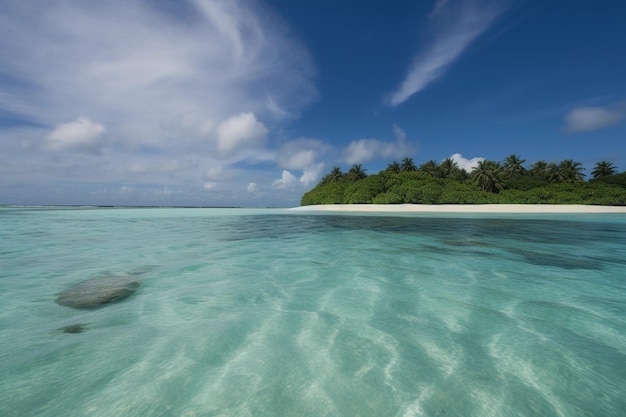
[[301, 156, 625, 206], [592, 161, 617, 180], [346, 164, 367, 181]]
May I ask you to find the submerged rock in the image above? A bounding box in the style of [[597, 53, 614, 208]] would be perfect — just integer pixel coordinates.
[[59, 323, 87, 333], [56, 275, 140, 309]]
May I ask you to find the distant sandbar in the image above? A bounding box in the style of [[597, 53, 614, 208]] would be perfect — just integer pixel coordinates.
[[291, 204, 626, 214]]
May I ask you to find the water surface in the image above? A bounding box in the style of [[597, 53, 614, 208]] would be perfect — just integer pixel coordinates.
[[1, 207, 625, 417]]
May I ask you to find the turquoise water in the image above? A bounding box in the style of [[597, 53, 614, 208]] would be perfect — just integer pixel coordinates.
[[1, 207, 625, 417]]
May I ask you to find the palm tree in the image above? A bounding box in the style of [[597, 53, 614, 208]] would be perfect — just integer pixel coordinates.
[[558, 159, 585, 182], [546, 162, 561, 183], [400, 157, 417, 172], [346, 164, 367, 181], [530, 160, 549, 179], [503, 154, 526, 179], [328, 166, 343, 182], [439, 158, 459, 179], [591, 161, 617, 180], [471, 160, 505, 192], [418, 160, 440, 177], [386, 160, 401, 173], [318, 166, 343, 186]]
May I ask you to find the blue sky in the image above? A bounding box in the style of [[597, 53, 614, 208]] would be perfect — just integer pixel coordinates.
[[1, 0, 625, 207]]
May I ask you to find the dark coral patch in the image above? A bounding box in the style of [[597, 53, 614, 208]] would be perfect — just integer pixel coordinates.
[[59, 323, 87, 333], [56, 275, 140, 309]]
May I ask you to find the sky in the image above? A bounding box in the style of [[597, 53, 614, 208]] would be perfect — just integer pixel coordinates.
[[1, 0, 625, 207]]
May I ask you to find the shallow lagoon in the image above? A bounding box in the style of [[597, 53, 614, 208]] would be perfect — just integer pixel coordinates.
[[1, 207, 625, 417]]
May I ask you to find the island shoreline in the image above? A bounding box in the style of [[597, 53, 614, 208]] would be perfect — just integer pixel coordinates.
[[290, 204, 626, 213]]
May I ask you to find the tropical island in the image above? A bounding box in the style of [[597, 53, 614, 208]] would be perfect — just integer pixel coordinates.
[[300, 155, 626, 206]]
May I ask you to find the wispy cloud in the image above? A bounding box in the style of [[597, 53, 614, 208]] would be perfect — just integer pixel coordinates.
[[387, 0, 509, 106], [563, 103, 626, 133], [0, 1, 316, 127], [0, 0, 318, 206], [428, 0, 450, 18]]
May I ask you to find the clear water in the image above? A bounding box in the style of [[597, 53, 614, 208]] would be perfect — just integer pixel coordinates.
[[1, 207, 625, 417]]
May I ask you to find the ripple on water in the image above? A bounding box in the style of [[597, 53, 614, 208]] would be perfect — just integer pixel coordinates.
[[2, 209, 626, 417]]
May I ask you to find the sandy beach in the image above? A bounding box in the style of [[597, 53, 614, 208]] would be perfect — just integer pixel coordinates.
[[291, 204, 626, 213]]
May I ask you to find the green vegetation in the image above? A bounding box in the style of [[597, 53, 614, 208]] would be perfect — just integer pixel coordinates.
[[301, 156, 626, 206]]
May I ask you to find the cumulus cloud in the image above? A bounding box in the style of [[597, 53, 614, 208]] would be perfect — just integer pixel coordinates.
[[42, 117, 105, 152], [0, 0, 317, 206], [345, 139, 389, 165], [563, 104, 626, 133], [300, 162, 325, 186], [277, 138, 329, 168], [215, 113, 268, 156], [344, 124, 415, 164], [387, 0, 509, 106], [278, 147, 317, 170], [450, 153, 484, 173], [276, 138, 329, 186], [247, 182, 257, 192], [272, 170, 297, 189]]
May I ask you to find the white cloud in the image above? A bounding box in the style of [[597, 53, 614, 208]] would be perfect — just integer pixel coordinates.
[[247, 182, 257, 192], [345, 139, 386, 165], [178, 113, 215, 138], [215, 112, 268, 156], [266, 94, 291, 119], [0, 1, 317, 127], [0, 0, 317, 206], [563, 104, 626, 133], [277, 138, 329, 169], [42, 117, 105, 152], [392, 123, 407, 141], [450, 153, 484, 173], [300, 162, 325, 186], [279, 149, 317, 170], [203, 182, 217, 191], [387, 0, 508, 106], [344, 125, 415, 164], [272, 170, 297, 189], [275, 138, 329, 187]]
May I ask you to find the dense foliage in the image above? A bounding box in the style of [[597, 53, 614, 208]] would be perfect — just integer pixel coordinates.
[[301, 156, 626, 206]]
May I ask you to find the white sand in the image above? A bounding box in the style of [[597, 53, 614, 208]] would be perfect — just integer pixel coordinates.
[[290, 204, 626, 213]]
